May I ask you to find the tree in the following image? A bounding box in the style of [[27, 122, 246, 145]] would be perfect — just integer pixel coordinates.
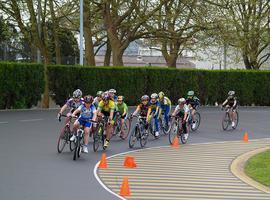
[[207, 0, 270, 69]]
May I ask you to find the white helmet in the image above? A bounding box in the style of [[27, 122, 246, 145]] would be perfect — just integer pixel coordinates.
[[151, 93, 158, 99], [109, 89, 116, 94], [178, 98, 186, 104], [228, 91, 235, 96], [73, 89, 82, 98]]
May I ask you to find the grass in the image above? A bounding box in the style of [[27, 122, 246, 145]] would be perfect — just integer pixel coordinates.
[[245, 150, 270, 187]]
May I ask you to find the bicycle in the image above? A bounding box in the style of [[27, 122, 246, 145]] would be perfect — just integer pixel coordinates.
[[57, 114, 75, 153], [168, 116, 189, 144], [112, 112, 131, 140], [222, 107, 239, 130], [129, 115, 149, 148], [93, 116, 107, 152]]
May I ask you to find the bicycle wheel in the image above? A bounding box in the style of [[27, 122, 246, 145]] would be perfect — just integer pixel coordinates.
[[233, 111, 239, 129], [222, 112, 230, 130], [120, 120, 130, 140], [129, 125, 138, 148], [73, 136, 80, 161], [180, 132, 189, 144], [57, 127, 69, 153], [169, 121, 178, 145], [159, 118, 165, 135], [140, 127, 148, 148], [93, 124, 102, 152], [191, 112, 201, 131]]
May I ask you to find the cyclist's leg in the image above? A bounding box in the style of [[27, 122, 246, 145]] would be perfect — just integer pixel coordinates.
[[163, 105, 169, 126], [84, 125, 91, 145], [154, 112, 159, 132]]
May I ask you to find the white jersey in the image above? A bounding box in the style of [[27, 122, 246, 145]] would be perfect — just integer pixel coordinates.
[[175, 104, 190, 114]]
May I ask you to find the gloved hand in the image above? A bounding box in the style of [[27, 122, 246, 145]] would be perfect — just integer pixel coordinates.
[[57, 113, 62, 122]]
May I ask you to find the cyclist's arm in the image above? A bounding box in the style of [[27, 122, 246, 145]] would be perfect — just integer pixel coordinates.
[[72, 107, 81, 117], [146, 107, 152, 122], [183, 112, 188, 122], [132, 105, 141, 116], [59, 104, 68, 114], [233, 99, 237, 108], [172, 106, 178, 117], [222, 99, 228, 107]]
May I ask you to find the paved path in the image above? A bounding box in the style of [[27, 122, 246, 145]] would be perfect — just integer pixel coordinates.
[[97, 139, 270, 200], [1, 107, 270, 200]]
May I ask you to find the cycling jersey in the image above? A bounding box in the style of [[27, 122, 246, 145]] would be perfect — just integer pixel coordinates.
[[149, 101, 160, 112], [66, 98, 84, 112], [98, 100, 115, 115], [223, 96, 237, 109], [116, 102, 128, 115], [137, 103, 150, 117], [159, 96, 171, 106], [186, 96, 200, 109], [175, 104, 190, 116], [77, 104, 96, 128]]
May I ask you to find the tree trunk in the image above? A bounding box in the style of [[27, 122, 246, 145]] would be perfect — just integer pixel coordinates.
[[49, 0, 61, 64], [111, 47, 124, 66], [166, 56, 177, 68], [84, 0, 95, 66], [104, 39, 111, 66], [242, 54, 252, 69], [41, 47, 50, 108]]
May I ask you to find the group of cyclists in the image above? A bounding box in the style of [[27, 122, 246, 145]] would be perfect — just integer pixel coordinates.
[[57, 88, 238, 153]]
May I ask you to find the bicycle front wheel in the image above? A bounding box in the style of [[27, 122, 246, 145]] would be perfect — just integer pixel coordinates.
[[140, 127, 148, 148], [93, 124, 103, 152], [129, 125, 138, 148], [57, 127, 69, 153], [169, 121, 178, 145], [222, 112, 230, 130], [191, 112, 201, 131], [73, 136, 80, 161], [233, 111, 239, 129]]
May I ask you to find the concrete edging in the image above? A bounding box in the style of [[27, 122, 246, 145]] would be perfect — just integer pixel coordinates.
[[231, 146, 270, 194]]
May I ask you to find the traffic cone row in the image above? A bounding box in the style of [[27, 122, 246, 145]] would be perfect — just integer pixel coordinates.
[[98, 153, 136, 197]]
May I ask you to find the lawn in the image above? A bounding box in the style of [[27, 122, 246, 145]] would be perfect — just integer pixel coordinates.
[[245, 150, 270, 186]]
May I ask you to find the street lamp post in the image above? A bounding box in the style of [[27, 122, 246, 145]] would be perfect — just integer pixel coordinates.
[[79, 0, 84, 65]]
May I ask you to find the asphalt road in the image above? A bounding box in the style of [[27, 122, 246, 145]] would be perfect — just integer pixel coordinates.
[[0, 107, 270, 200]]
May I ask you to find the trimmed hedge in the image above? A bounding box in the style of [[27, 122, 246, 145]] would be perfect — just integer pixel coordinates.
[[0, 62, 44, 109], [47, 65, 270, 106]]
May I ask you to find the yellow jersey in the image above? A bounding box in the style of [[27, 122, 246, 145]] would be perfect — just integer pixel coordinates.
[[98, 100, 115, 113]]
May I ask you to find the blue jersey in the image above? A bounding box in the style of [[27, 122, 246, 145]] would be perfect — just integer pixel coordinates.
[[78, 104, 96, 120], [149, 100, 160, 111]]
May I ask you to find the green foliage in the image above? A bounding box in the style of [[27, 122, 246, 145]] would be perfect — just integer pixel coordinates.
[[0, 62, 44, 109], [245, 150, 270, 186], [47, 65, 270, 106]]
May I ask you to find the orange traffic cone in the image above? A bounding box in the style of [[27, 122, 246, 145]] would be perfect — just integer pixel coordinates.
[[119, 177, 131, 196], [98, 153, 108, 169], [243, 132, 249, 143], [171, 136, 180, 148], [124, 156, 137, 168]]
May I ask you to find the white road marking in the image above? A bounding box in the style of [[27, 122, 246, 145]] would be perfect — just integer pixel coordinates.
[[0, 121, 8, 124], [19, 118, 44, 122]]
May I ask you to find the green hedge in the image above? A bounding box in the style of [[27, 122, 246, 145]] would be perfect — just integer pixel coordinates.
[[0, 62, 44, 109], [47, 65, 270, 106]]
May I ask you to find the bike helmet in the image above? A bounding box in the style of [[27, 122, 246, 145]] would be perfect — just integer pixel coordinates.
[[141, 95, 149, 101], [178, 98, 186, 104], [109, 89, 116, 94], [84, 95, 94, 103], [103, 93, 110, 101], [117, 96, 124, 101], [96, 91, 103, 97], [228, 91, 235, 96], [73, 89, 82, 98], [151, 93, 158, 99], [158, 91, 165, 99], [187, 90, 194, 96]]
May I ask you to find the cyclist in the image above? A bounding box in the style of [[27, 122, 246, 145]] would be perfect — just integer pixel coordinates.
[[186, 90, 200, 129], [147, 93, 161, 138], [71, 95, 97, 153], [97, 93, 115, 149], [57, 89, 84, 137], [94, 91, 103, 109], [158, 91, 171, 128], [132, 95, 150, 118], [222, 91, 238, 128], [171, 98, 189, 140], [115, 96, 128, 139], [109, 89, 117, 102]]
